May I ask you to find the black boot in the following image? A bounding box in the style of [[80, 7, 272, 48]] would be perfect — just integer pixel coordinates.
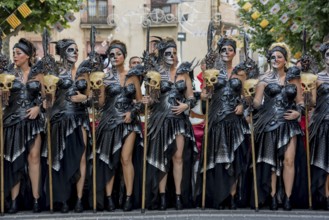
[[61, 201, 69, 213], [106, 196, 115, 212], [33, 198, 41, 213], [159, 193, 166, 210], [269, 195, 278, 211], [326, 197, 329, 210], [8, 198, 18, 214], [230, 195, 237, 210], [175, 194, 183, 210], [123, 195, 132, 211], [74, 198, 83, 213], [283, 195, 292, 211]]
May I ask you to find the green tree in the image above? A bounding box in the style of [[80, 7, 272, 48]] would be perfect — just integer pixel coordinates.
[[0, 0, 80, 55], [237, 0, 329, 64]]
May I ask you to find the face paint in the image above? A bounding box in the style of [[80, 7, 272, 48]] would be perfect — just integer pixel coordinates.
[[65, 44, 78, 63], [270, 51, 286, 69], [164, 47, 176, 65], [220, 45, 235, 62], [109, 48, 124, 67]]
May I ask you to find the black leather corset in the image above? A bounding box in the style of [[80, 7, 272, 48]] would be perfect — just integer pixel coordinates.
[[103, 82, 136, 113]]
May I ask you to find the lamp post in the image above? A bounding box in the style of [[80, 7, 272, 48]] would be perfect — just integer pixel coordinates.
[[166, 0, 193, 61]]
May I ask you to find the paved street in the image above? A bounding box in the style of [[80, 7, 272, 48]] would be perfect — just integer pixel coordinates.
[[2, 209, 329, 220]]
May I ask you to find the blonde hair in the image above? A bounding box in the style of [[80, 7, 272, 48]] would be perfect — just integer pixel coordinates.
[[269, 42, 291, 65]]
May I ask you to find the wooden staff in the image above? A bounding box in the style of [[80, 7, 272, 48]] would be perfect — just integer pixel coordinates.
[[304, 92, 312, 209], [0, 90, 4, 215], [141, 23, 150, 214], [46, 97, 53, 213], [141, 86, 149, 213], [201, 97, 209, 210], [249, 108, 259, 211], [92, 96, 97, 212]]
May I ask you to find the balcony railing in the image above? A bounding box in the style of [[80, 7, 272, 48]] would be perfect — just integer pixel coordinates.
[[142, 9, 178, 28], [81, 4, 108, 24]]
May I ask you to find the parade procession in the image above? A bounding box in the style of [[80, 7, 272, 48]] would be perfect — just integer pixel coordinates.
[[0, 0, 329, 219]]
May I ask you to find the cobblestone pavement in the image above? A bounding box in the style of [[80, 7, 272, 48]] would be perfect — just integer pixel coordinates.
[[2, 209, 329, 220]]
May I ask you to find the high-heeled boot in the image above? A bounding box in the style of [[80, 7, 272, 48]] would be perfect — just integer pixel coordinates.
[[74, 198, 83, 213], [175, 194, 183, 210], [123, 195, 132, 211], [230, 195, 237, 210], [269, 195, 278, 211], [283, 195, 292, 211], [106, 196, 115, 212], [8, 198, 18, 214], [61, 201, 69, 213], [33, 198, 41, 213], [159, 193, 167, 210], [326, 197, 329, 210]]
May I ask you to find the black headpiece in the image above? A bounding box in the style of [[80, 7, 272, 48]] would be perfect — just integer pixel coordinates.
[[13, 38, 35, 57], [0, 54, 11, 74], [152, 36, 177, 62], [319, 42, 329, 58], [176, 58, 199, 75], [232, 57, 259, 79], [54, 39, 76, 59], [267, 46, 288, 63], [217, 37, 236, 53], [127, 64, 145, 77], [286, 66, 301, 81], [29, 29, 58, 79], [107, 43, 127, 59]]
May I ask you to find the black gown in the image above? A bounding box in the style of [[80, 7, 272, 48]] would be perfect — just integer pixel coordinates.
[[91, 72, 143, 210], [198, 76, 250, 208], [146, 76, 198, 209], [42, 71, 90, 206], [310, 72, 329, 206], [3, 73, 44, 207], [253, 78, 307, 208]]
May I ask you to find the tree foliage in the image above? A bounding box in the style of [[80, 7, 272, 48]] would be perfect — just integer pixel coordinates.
[[237, 0, 329, 64], [0, 0, 80, 37]]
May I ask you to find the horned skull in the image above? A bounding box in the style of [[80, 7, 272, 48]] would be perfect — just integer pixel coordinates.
[[243, 79, 259, 97], [0, 74, 15, 91], [301, 73, 317, 93], [44, 75, 60, 94], [90, 71, 105, 90], [204, 69, 219, 87], [145, 71, 161, 90]]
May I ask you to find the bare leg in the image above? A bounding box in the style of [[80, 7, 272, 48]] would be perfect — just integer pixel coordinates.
[[325, 175, 329, 197], [106, 176, 115, 196], [172, 134, 184, 195], [283, 136, 296, 198], [121, 132, 136, 196], [271, 172, 277, 197], [11, 183, 20, 200], [159, 174, 168, 193], [28, 134, 41, 199], [230, 181, 237, 196], [76, 128, 87, 199]]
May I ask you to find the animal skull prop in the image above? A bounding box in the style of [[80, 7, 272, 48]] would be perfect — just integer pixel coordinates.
[[90, 71, 105, 90], [204, 69, 219, 87], [243, 79, 259, 97], [301, 73, 317, 93], [0, 74, 15, 91], [145, 71, 161, 90], [44, 75, 60, 94]]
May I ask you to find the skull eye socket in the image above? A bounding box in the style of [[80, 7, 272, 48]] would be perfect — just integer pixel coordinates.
[[164, 52, 172, 57], [7, 82, 12, 88], [96, 80, 102, 85], [210, 77, 217, 82], [0, 83, 4, 87]]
